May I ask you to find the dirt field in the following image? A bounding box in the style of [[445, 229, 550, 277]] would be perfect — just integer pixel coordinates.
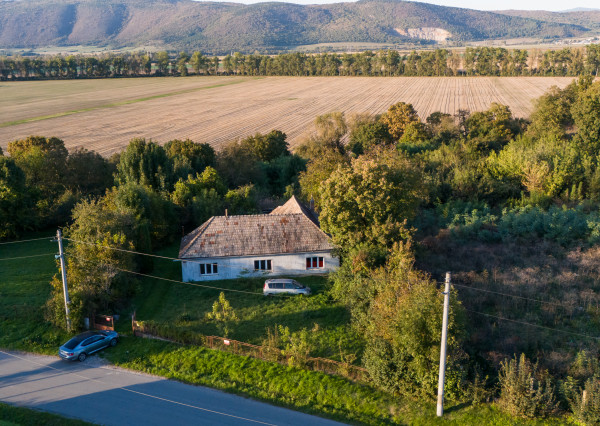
[[0, 76, 575, 156]]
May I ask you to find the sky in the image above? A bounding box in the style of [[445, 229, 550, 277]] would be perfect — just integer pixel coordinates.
[[199, 0, 599, 11]]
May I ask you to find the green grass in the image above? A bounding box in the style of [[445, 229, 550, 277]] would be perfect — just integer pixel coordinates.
[[0, 235, 72, 354], [130, 242, 362, 361], [103, 337, 568, 425], [0, 402, 94, 426]]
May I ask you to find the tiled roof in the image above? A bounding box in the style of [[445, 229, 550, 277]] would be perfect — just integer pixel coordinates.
[[270, 195, 319, 225], [179, 213, 334, 259]]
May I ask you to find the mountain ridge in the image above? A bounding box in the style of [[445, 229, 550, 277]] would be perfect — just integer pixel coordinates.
[[0, 0, 594, 53]]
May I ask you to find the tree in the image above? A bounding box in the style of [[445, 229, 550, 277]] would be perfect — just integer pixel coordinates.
[[0, 157, 33, 239], [45, 197, 140, 329], [171, 167, 226, 226], [348, 121, 392, 156], [572, 81, 600, 155], [155, 51, 170, 75], [177, 52, 190, 76], [319, 147, 425, 250], [498, 354, 557, 418], [65, 148, 115, 196], [333, 242, 466, 399], [164, 138, 216, 182], [215, 140, 264, 188], [115, 138, 171, 191], [240, 130, 290, 162], [7, 136, 68, 193], [380, 102, 420, 140], [206, 292, 238, 337], [298, 147, 348, 208]]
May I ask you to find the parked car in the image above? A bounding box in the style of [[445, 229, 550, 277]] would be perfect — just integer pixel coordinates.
[[59, 330, 119, 362], [263, 278, 311, 296]]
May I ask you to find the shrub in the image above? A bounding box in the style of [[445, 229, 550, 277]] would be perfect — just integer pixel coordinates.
[[498, 353, 557, 418], [568, 377, 600, 425]]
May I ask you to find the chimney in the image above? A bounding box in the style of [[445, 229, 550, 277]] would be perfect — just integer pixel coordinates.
[[309, 195, 315, 211], [225, 209, 228, 218]]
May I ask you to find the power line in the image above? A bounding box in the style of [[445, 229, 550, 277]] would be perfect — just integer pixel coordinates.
[[0, 253, 56, 262], [63, 237, 277, 271], [451, 282, 568, 309], [464, 309, 600, 341], [0, 237, 54, 245], [112, 267, 263, 296]]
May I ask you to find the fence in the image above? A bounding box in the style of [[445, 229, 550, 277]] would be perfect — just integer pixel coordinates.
[[131, 314, 369, 383]]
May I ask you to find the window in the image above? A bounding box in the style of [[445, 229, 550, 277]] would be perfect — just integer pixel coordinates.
[[254, 259, 272, 271], [306, 256, 324, 269], [199, 263, 218, 275]]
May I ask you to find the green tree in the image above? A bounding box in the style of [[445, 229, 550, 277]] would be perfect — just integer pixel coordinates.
[[216, 140, 264, 188], [498, 354, 557, 419], [380, 102, 420, 140], [65, 148, 115, 196], [572, 81, 600, 155], [164, 138, 216, 182], [240, 130, 290, 162], [115, 138, 171, 191], [0, 157, 33, 239], [206, 292, 238, 337], [177, 51, 190, 76], [319, 148, 425, 250]]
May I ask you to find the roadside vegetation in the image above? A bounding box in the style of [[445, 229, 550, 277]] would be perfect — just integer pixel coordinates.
[[3, 76, 600, 423], [0, 402, 94, 426]]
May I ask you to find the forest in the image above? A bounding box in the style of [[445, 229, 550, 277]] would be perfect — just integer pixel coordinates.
[[2, 76, 600, 423], [1, 45, 600, 80]]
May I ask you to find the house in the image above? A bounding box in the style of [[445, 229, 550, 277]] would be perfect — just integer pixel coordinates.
[[178, 196, 339, 281]]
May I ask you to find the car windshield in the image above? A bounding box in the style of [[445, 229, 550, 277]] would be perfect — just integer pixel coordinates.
[[294, 281, 305, 288]]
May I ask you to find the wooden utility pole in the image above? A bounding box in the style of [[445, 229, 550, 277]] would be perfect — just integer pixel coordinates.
[[437, 272, 451, 417], [56, 229, 71, 331]]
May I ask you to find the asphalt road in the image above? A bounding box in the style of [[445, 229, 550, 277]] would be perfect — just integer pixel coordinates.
[[0, 350, 344, 426]]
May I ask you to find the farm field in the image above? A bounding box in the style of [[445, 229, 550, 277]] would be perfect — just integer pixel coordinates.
[[0, 76, 575, 156]]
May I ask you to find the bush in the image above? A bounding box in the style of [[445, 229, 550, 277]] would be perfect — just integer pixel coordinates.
[[498, 354, 557, 418], [568, 377, 600, 425]]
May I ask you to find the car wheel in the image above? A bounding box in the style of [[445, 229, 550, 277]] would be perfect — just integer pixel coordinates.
[[110, 338, 118, 347], [78, 352, 87, 362]]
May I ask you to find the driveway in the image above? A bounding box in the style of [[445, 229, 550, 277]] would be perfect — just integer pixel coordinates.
[[0, 350, 344, 425]]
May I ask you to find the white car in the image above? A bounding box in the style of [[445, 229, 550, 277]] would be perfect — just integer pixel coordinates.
[[263, 279, 311, 296]]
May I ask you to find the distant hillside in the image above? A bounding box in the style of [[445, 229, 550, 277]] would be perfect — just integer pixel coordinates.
[[0, 0, 592, 53], [497, 9, 600, 31]]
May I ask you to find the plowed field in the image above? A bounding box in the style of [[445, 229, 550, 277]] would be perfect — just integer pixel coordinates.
[[0, 76, 574, 155]]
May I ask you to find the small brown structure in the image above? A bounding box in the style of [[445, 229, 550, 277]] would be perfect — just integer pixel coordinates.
[[92, 314, 115, 331]]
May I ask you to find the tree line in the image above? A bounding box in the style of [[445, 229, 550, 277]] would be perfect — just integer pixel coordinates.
[[2, 45, 600, 80]]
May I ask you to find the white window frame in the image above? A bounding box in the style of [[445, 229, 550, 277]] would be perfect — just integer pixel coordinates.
[[306, 256, 324, 269], [254, 259, 272, 271], [199, 263, 218, 275]]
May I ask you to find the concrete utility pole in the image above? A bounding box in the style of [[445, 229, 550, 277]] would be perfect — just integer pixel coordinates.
[[437, 271, 451, 417], [56, 229, 71, 331]]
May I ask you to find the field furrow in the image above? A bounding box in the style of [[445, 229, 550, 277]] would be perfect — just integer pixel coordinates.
[[0, 77, 575, 155]]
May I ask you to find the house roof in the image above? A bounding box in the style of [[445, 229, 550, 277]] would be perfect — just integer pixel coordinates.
[[179, 213, 334, 259], [269, 195, 319, 225]]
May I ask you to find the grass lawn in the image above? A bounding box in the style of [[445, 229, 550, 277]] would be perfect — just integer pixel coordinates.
[[0, 235, 71, 354], [130, 242, 363, 361], [0, 402, 94, 426]]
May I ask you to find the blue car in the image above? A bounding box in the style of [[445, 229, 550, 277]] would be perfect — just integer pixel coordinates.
[[59, 330, 119, 362]]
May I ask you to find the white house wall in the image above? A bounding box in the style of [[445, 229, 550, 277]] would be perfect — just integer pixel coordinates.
[[181, 251, 339, 282]]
